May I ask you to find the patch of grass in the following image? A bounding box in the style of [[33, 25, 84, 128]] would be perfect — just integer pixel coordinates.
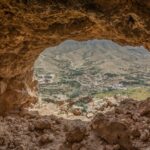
[[95, 86, 150, 100]]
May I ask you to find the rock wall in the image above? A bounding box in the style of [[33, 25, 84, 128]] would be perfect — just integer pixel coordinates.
[[0, 0, 150, 114]]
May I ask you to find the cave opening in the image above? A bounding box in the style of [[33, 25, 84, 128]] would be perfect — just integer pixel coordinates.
[[33, 39, 150, 119], [0, 0, 150, 149]]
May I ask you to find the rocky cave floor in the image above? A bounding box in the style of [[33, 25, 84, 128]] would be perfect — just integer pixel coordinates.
[[0, 98, 150, 150]]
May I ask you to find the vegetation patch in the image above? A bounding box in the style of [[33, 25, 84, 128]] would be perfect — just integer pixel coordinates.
[[95, 87, 150, 100]]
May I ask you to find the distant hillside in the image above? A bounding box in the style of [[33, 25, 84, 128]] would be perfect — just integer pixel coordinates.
[[34, 40, 150, 100], [35, 40, 150, 74]]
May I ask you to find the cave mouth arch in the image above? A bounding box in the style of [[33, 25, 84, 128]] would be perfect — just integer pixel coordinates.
[[0, 0, 149, 115], [32, 39, 150, 119]]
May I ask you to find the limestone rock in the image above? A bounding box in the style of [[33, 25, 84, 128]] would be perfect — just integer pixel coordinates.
[[72, 108, 82, 116], [66, 120, 87, 143], [140, 129, 150, 142], [39, 133, 54, 145], [139, 98, 150, 117], [91, 113, 133, 150], [33, 119, 51, 130]]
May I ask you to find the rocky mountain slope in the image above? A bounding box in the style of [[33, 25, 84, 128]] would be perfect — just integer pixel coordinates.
[[34, 40, 150, 101], [35, 40, 150, 74]]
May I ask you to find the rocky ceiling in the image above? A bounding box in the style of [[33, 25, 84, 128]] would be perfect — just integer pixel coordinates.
[[0, 0, 149, 114]]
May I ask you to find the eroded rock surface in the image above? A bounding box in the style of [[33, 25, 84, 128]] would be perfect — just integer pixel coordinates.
[[0, 98, 149, 150], [91, 113, 133, 150], [0, 0, 150, 113]]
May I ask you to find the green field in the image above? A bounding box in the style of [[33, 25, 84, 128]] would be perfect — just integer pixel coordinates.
[[95, 86, 150, 100]]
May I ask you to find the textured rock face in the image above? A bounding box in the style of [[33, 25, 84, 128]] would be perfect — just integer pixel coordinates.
[[91, 113, 133, 149], [0, 98, 149, 150], [0, 0, 150, 114]]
